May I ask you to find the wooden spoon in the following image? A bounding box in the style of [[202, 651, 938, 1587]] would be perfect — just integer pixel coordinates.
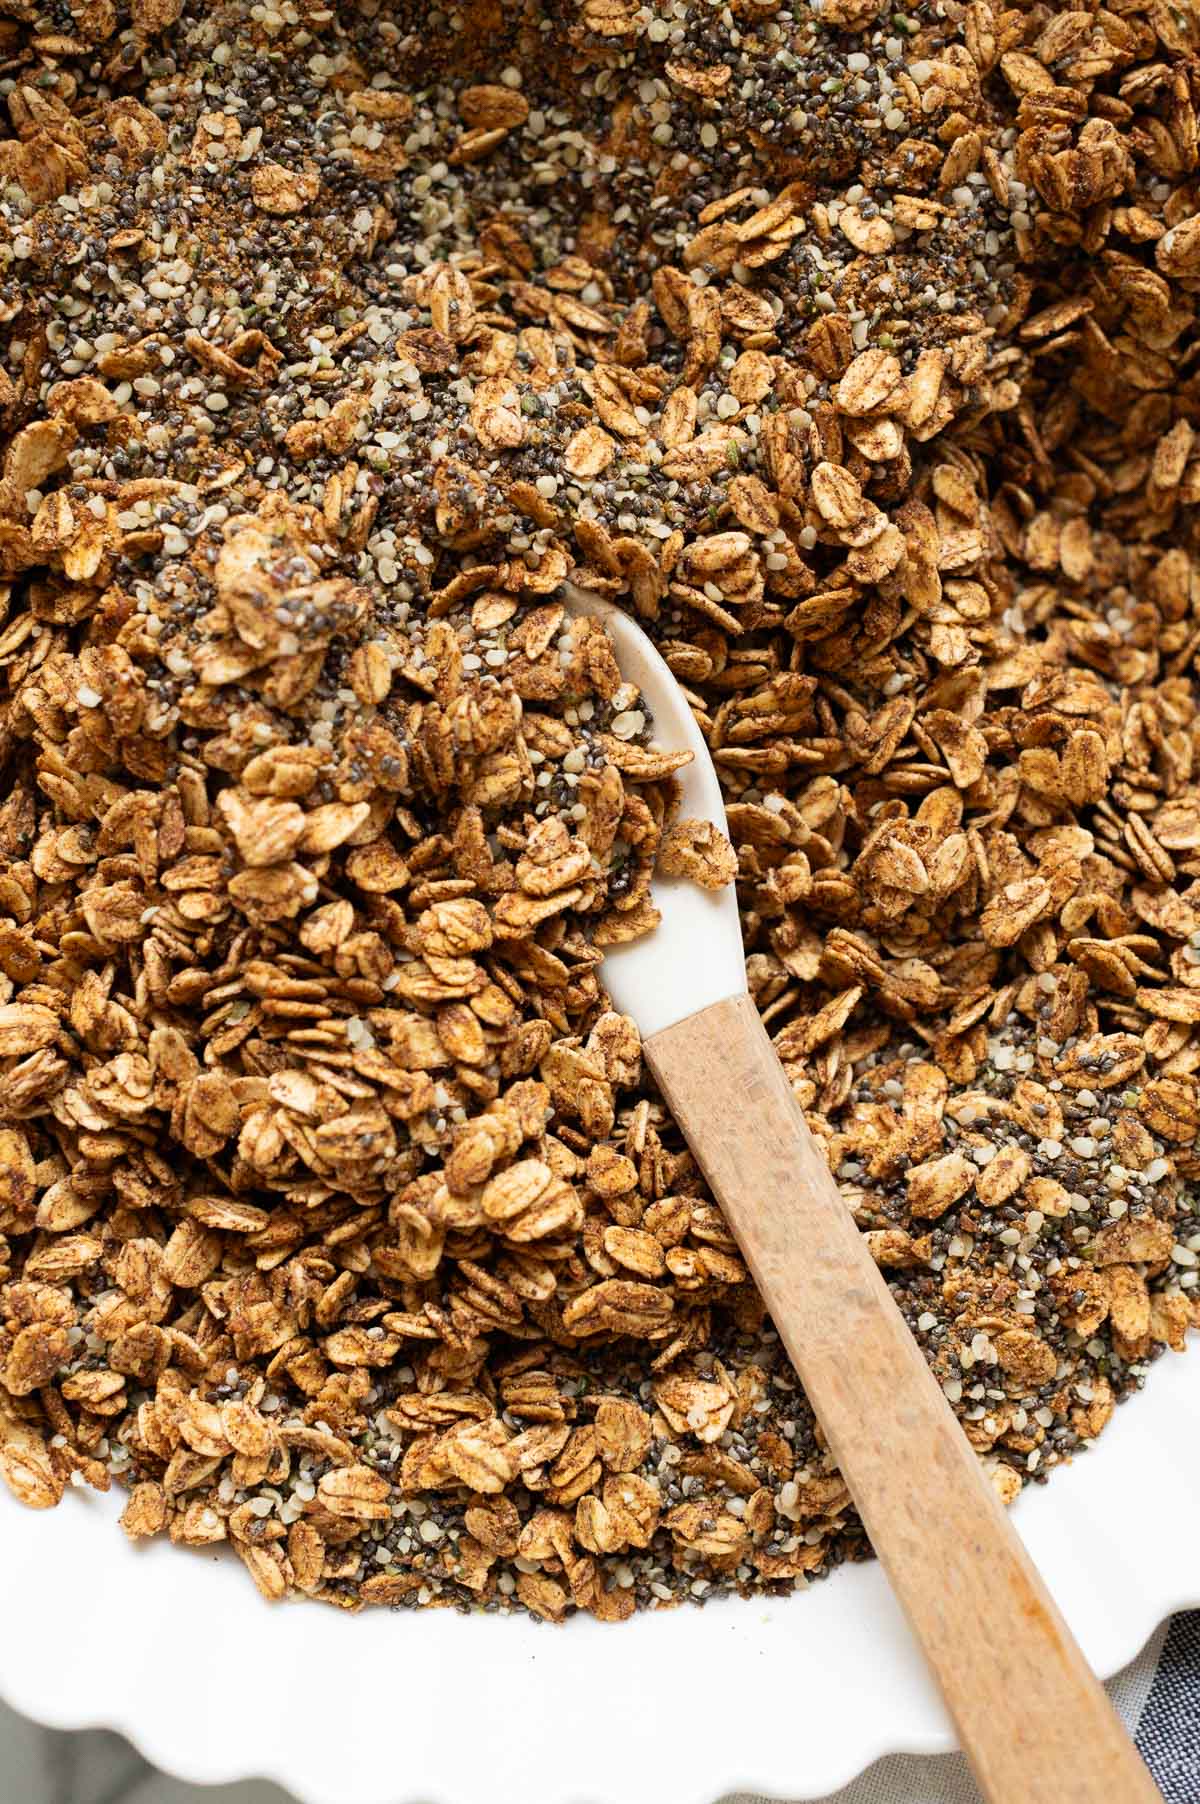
[[566, 584, 1163, 1804]]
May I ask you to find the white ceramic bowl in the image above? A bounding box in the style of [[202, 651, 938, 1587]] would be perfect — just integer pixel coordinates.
[[0, 1347, 1195, 1804]]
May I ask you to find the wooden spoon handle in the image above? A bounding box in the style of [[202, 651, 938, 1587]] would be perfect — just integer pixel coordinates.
[[646, 992, 1162, 1804]]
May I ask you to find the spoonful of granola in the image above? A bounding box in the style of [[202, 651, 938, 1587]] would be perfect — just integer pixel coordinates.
[[569, 583, 1163, 1804]]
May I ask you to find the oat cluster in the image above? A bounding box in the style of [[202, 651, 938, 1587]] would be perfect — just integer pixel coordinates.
[[0, 0, 1198, 1622]]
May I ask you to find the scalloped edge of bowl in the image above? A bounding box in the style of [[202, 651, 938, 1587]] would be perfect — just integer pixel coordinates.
[[0, 1348, 1196, 1804]]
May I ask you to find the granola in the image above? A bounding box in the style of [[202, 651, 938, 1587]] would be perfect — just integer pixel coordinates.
[[0, 0, 1197, 1621]]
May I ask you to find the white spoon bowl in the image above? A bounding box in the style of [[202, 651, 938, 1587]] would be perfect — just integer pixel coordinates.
[[562, 581, 744, 1038]]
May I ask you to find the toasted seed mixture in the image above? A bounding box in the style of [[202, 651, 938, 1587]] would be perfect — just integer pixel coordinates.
[[0, 0, 1198, 1621]]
